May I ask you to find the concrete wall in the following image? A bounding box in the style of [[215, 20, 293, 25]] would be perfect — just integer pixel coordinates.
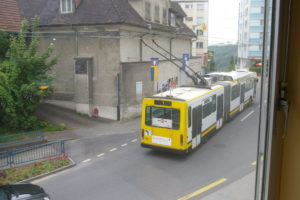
[[39, 34, 76, 101], [121, 57, 203, 119], [40, 23, 195, 120]]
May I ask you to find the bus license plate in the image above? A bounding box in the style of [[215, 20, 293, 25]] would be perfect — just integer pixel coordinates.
[[152, 136, 172, 146]]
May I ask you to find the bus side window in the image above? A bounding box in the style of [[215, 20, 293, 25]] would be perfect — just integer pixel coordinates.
[[212, 95, 216, 112], [188, 106, 191, 128], [145, 106, 151, 126], [231, 85, 240, 100]]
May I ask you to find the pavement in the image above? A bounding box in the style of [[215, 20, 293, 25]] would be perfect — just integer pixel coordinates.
[[202, 171, 256, 200], [36, 102, 258, 200]]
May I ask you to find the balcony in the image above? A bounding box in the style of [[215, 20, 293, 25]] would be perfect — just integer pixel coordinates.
[[249, 38, 263, 43], [249, 26, 264, 31], [250, 13, 264, 19], [249, 50, 263, 57], [251, 1, 265, 6]]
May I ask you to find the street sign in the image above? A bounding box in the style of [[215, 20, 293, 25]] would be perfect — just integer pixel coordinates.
[[182, 54, 190, 71], [151, 58, 159, 66]]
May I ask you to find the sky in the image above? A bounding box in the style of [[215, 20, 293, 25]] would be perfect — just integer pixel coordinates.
[[208, 0, 240, 45]]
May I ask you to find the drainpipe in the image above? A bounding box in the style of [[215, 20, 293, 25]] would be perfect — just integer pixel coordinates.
[[116, 73, 121, 120]]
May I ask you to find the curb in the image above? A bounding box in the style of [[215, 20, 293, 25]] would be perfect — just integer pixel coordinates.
[[18, 156, 76, 183]]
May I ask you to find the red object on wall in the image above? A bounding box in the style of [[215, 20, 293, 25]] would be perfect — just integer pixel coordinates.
[[203, 54, 207, 66], [93, 107, 99, 116]]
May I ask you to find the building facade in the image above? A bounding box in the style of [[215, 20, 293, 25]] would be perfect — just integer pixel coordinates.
[[172, 0, 209, 58], [238, 0, 265, 69], [17, 0, 204, 120]]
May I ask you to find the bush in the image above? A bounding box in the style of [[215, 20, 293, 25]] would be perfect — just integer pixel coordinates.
[[0, 18, 56, 131]]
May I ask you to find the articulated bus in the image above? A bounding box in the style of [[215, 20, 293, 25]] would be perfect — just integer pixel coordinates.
[[140, 71, 258, 154]]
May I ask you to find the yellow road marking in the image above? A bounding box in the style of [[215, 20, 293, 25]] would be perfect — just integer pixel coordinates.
[[178, 178, 227, 200], [252, 161, 257, 166]]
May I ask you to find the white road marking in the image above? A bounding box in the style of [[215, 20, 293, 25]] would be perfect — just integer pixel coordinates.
[[131, 139, 137, 142], [97, 153, 104, 158], [241, 110, 255, 122], [82, 159, 91, 163], [110, 148, 117, 152], [121, 143, 128, 147]]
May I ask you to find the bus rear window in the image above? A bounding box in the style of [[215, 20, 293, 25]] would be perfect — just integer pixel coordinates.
[[145, 106, 180, 129]]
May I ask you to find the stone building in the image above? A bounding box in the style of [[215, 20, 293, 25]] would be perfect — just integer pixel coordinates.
[[17, 0, 205, 120]]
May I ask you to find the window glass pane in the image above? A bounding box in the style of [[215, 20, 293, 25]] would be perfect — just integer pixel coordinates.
[[188, 106, 191, 127], [203, 102, 212, 118], [212, 95, 216, 112], [75, 59, 87, 74], [145, 107, 180, 129]]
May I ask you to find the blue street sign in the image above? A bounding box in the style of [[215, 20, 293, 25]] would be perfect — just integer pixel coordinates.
[[183, 54, 189, 61], [182, 54, 190, 71], [151, 58, 159, 66]]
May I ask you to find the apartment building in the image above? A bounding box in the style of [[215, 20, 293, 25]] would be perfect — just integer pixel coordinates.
[[172, 0, 209, 57], [238, 0, 265, 69]]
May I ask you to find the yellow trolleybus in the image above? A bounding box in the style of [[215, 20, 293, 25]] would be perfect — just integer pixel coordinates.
[[140, 70, 257, 154]]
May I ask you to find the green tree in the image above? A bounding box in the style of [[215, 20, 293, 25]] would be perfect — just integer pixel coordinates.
[[0, 30, 10, 59], [225, 56, 236, 71], [0, 18, 56, 131]]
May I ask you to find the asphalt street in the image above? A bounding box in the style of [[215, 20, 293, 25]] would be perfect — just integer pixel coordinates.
[[32, 101, 260, 200]]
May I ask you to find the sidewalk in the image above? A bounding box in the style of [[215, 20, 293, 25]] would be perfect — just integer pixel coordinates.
[[45, 117, 141, 142], [202, 171, 256, 200], [37, 103, 141, 142]]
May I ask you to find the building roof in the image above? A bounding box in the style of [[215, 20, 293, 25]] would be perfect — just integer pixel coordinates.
[[0, 0, 21, 32], [170, 2, 187, 17], [17, 0, 195, 37]]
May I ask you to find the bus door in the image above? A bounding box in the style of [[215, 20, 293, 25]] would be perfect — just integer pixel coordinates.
[[216, 94, 224, 129], [192, 105, 202, 149], [241, 83, 245, 111]]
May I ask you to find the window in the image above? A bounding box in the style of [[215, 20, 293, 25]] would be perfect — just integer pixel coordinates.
[[186, 17, 193, 22], [75, 59, 87, 74], [188, 106, 191, 128], [197, 4, 204, 11], [249, 45, 259, 51], [192, 105, 202, 137], [145, 106, 180, 129], [60, 0, 73, 14], [250, 7, 261, 13], [196, 29, 204, 36], [185, 4, 193, 9], [202, 95, 216, 118], [196, 42, 203, 49], [163, 8, 168, 24], [145, 2, 151, 21], [212, 95, 216, 112], [250, 20, 260, 26], [231, 85, 240, 100], [154, 5, 160, 23], [197, 17, 204, 25], [203, 101, 212, 118], [250, 32, 260, 38]]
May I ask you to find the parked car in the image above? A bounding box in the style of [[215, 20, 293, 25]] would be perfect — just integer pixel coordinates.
[[0, 183, 50, 200]]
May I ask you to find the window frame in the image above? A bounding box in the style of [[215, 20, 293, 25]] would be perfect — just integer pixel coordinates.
[[60, 0, 73, 14]]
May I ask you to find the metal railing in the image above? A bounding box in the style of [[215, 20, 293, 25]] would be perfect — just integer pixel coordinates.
[[0, 141, 65, 168], [0, 130, 45, 148]]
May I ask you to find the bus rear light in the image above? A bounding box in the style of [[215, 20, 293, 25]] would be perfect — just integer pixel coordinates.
[[180, 134, 183, 146], [141, 129, 144, 139]]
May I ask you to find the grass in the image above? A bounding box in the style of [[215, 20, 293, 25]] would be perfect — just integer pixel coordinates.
[[0, 122, 65, 144], [0, 155, 71, 185]]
